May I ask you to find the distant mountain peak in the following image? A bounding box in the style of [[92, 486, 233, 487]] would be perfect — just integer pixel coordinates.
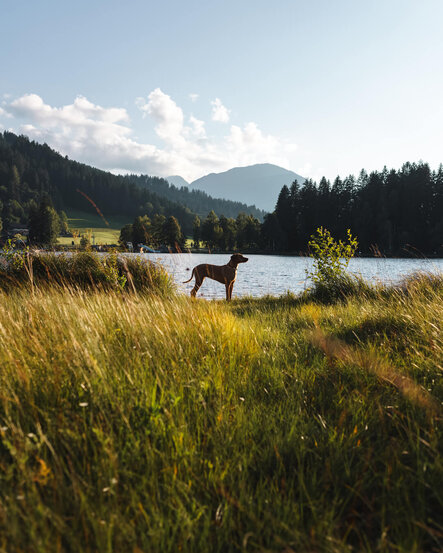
[[167, 175, 189, 188], [189, 163, 305, 211]]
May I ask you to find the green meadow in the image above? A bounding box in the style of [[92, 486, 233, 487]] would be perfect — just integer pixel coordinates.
[[0, 257, 441, 552], [58, 210, 192, 248], [57, 210, 131, 246]]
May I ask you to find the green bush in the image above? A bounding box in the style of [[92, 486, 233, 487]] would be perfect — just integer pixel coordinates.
[[306, 227, 360, 302]]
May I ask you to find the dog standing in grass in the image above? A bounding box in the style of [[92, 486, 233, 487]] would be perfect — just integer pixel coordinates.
[[183, 254, 248, 301]]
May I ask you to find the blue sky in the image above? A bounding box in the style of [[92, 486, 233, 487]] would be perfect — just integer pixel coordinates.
[[1, 0, 442, 182]]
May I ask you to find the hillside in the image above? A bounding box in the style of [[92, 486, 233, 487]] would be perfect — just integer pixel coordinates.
[[0, 132, 195, 234], [0, 133, 267, 240], [190, 163, 305, 211], [127, 174, 266, 221]]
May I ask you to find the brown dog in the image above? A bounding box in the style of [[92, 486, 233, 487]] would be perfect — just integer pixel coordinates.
[[183, 254, 248, 301]]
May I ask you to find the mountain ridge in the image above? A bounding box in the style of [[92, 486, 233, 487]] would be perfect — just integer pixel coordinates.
[[188, 163, 305, 211]]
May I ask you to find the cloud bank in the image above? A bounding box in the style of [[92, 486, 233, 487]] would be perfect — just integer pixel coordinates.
[[1, 89, 297, 181]]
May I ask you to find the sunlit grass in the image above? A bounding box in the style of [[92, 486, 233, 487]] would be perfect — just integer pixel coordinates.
[[57, 228, 121, 246], [0, 273, 441, 552], [56, 209, 130, 245]]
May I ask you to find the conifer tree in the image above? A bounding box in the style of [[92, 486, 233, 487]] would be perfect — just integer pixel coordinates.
[[164, 215, 183, 250], [119, 224, 133, 246], [28, 197, 60, 245], [192, 215, 201, 247], [202, 211, 222, 248], [132, 215, 152, 246]]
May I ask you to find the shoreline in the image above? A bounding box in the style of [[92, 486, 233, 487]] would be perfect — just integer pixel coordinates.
[[45, 245, 443, 260]]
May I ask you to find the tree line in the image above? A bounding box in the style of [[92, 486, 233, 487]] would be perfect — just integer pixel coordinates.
[[119, 214, 184, 250], [267, 162, 442, 255], [167, 162, 442, 256], [117, 210, 262, 252], [192, 211, 261, 250]]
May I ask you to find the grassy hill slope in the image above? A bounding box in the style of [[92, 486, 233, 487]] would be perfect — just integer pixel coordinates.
[[57, 210, 130, 245]]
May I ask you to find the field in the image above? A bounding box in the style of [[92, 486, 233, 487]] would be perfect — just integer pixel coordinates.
[[57, 210, 131, 246], [0, 269, 441, 552], [57, 210, 193, 248]]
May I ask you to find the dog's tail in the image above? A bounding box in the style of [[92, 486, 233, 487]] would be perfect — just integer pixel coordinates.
[[182, 268, 195, 284]]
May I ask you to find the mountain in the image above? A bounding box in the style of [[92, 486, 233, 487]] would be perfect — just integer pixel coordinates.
[[167, 175, 189, 187], [190, 163, 305, 211], [128, 175, 266, 221]]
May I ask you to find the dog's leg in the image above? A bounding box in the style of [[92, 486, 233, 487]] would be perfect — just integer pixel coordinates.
[[225, 283, 230, 301], [227, 281, 234, 301], [191, 276, 204, 298]]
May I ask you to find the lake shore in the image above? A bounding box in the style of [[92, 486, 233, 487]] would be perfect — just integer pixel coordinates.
[[54, 242, 443, 259], [0, 272, 441, 552]]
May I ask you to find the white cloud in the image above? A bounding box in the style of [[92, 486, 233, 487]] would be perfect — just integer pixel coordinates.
[[10, 94, 129, 125], [136, 88, 186, 149], [2, 90, 299, 181], [211, 98, 230, 123], [188, 115, 206, 139], [0, 106, 12, 118], [189, 93, 199, 102]]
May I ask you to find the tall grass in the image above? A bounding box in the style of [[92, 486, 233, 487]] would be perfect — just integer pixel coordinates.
[[0, 250, 174, 295], [0, 273, 441, 552]]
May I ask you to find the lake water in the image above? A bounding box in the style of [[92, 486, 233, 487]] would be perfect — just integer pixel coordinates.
[[138, 253, 443, 300]]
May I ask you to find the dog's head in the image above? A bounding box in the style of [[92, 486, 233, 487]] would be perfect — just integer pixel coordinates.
[[231, 253, 248, 265]]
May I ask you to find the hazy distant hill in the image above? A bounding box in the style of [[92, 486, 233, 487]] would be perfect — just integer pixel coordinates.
[[190, 163, 305, 211], [167, 175, 189, 187]]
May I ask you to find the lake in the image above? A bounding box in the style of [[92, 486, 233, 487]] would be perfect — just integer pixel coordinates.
[[138, 253, 443, 299]]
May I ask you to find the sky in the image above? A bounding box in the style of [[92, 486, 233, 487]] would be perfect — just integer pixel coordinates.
[[1, 0, 442, 183]]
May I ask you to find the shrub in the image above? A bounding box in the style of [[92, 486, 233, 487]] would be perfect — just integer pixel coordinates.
[[306, 227, 360, 302]]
